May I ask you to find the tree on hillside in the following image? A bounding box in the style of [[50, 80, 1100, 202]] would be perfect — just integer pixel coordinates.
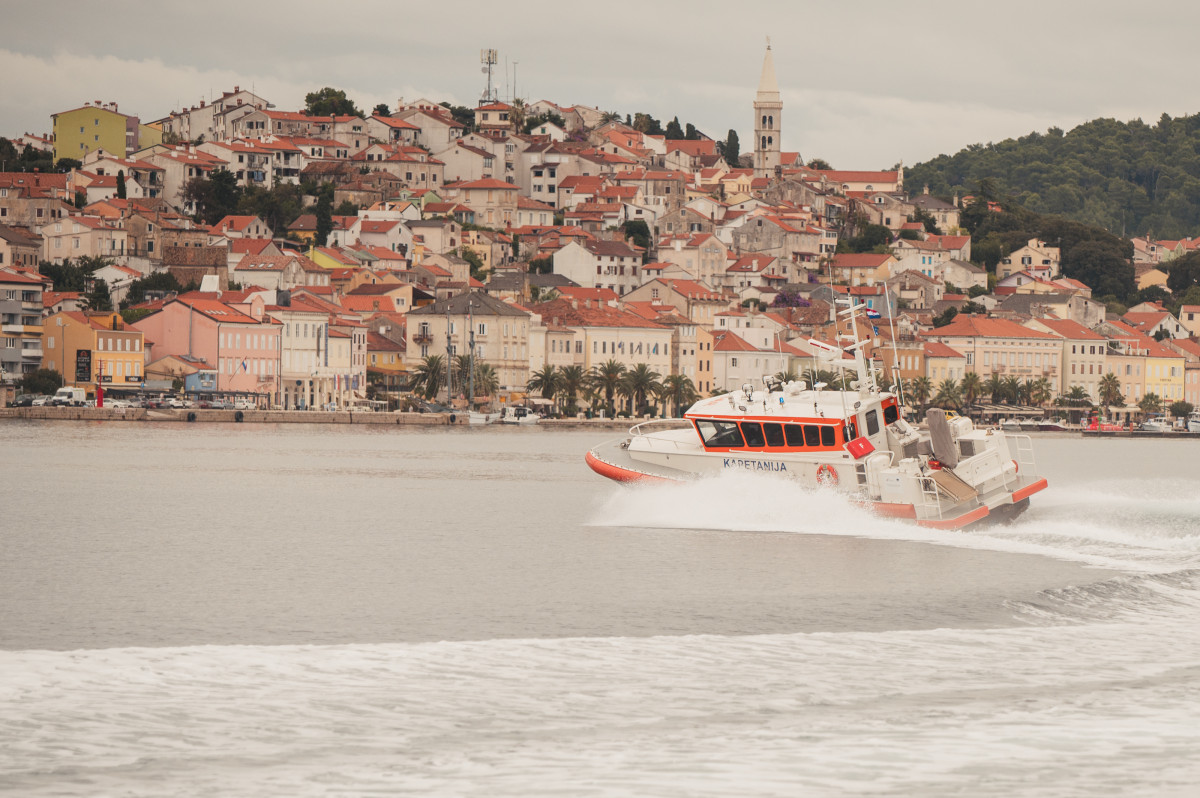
[[116, 170, 126, 200], [83, 277, 112, 312], [1166, 251, 1200, 294], [439, 102, 475, 130], [632, 113, 664, 136], [122, 271, 185, 308], [664, 116, 684, 140], [719, 130, 740, 166], [620, 220, 651, 251], [304, 87, 362, 117], [1061, 239, 1135, 299], [837, 223, 892, 254], [184, 168, 241, 225], [314, 182, 334, 246], [373, 103, 390, 117]]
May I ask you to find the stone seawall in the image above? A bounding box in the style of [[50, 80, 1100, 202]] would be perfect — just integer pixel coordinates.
[[0, 407, 464, 425]]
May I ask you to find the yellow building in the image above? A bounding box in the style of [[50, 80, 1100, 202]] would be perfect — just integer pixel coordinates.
[[52, 102, 149, 164], [42, 311, 146, 393], [1144, 339, 1186, 405]]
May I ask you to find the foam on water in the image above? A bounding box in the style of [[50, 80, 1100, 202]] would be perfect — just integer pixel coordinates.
[[3, 610, 1200, 797], [591, 470, 1200, 574]]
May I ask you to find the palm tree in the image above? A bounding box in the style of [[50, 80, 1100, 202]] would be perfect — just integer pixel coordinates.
[[588, 359, 626, 417], [1099, 372, 1125, 407], [1002, 376, 1022, 405], [934, 378, 962, 410], [509, 97, 527, 133], [1139, 392, 1163, 415], [621, 363, 662, 416], [960, 372, 984, 410], [908, 376, 933, 412], [986, 373, 1005, 404], [774, 368, 799, 384], [409, 354, 447, 401], [659, 373, 699, 417], [1030, 377, 1053, 407], [802, 367, 837, 387], [474, 363, 499, 401], [556, 365, 586, 414], [527, 365, 561, 410], [453, 354, 475, 400], [1058, 385, 1092, 408]]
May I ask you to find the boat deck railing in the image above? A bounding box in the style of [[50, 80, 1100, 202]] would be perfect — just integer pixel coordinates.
[[629, 418, 694, 437], [1004, 433, 1038, 487]]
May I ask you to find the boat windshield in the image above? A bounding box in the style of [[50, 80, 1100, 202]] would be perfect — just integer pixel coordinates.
[[696, 419, 744, 447]]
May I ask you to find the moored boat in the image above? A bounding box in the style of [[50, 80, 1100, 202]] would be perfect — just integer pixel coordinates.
[[500, 405, 539, 425], [585, 302, 1047, 530]]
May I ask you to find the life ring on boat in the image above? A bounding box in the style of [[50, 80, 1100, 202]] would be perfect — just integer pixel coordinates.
[[816, 463, 838, 487]]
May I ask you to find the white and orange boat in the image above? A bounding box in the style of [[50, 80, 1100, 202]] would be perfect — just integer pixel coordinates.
[[586, 302, 1048, 530]]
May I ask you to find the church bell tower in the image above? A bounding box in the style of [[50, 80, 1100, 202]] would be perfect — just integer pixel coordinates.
[[753, 40, 782, 178]]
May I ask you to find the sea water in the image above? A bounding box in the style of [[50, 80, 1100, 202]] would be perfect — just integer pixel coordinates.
[[1, 423, 1198, 796]]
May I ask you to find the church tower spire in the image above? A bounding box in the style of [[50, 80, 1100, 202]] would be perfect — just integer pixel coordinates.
[[753, 39, 782, 178]]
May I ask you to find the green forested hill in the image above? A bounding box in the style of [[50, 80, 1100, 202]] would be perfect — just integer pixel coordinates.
[[904, 113, 1200, 239]]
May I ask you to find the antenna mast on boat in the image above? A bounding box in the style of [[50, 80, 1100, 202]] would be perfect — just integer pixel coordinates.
[[467, 296, 475, 409], [445, 303, 453, 403], [883, 287, 906, 408]]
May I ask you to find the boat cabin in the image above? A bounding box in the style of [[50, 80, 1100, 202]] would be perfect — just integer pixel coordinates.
[[686, 390, 901, 455]]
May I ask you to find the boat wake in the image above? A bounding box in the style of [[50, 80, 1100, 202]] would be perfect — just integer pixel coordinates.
[[589, 470, 1200, 575]]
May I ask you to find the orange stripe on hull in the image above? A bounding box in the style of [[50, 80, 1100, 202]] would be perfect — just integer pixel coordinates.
[[1011, 478, 1049, 503], [917, 504, 991, 530], [868, 502, 918, 519], [585, 451, 681, 485]]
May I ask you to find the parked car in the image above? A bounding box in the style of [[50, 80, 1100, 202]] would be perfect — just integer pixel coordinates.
[[106, 398, 131, 409], [233, 399, 255, 410], [31, 395, 51, 406], [166, 397, 187, 409], [11, 394, 34, 407]]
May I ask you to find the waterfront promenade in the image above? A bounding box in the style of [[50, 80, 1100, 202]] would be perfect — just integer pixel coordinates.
[[0, 406, 638, 429]]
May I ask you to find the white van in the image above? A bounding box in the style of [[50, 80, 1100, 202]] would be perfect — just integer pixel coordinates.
[[51, 387, 88, 407]]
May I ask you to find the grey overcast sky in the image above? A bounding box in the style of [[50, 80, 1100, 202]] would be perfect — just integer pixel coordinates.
[[4, 0, 1198, 169]]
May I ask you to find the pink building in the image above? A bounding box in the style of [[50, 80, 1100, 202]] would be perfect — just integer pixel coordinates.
[[131, 294, 282, 400]]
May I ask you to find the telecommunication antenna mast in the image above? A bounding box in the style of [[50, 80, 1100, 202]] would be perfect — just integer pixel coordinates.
[[480, 49, 498, 104]]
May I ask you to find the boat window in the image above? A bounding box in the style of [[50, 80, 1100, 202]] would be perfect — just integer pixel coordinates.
[[804, 425, 822, 447], [844, 421, 857, 441], [740, 422, 765, 447], [865, 409, 879, 436], [696, 419, 744, 448], [822, 425, 836, 447], [883, 402, 899, 424], [784, 424, 806, 446], [762, 422, 785, 447]]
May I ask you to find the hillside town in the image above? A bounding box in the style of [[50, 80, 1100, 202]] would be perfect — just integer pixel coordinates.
[[3, 47, 1200, 425]]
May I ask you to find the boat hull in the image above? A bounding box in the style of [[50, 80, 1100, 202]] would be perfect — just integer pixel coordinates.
[[585, 438, 1046, 532]]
